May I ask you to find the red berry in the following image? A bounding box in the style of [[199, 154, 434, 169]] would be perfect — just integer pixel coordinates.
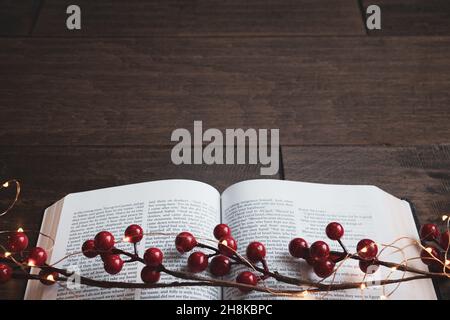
[[209, 255, 231, 276], [246, 242, 266, 263], [236, 271, 258, 293], [289, 238, 309, 259], [144, 248, 163, 267], [218, 236, 238, 257], [94, 231, 115, 252], [356, 239, 378, 260], [326, 222, 344, 240], [6, 231, 29, 253], [187, 252, 209, 273], [420, 223, 440, 241], [39, 269, 59, 286], [359, 260, 379, 274], [141, 266, 160, 284], [103, 254, 124, 275], [213, 224, 231, 240], [175, 232, 198, 253], [0, 264, 12, 284], [309, 241, 330, 262], [420, 247, 439, 266], [82, 240, 98, 258], [440, 231, 449, 249], [27, 247, 47, 266], [124, 224, 144, 243], [313, 259, 335, 278]]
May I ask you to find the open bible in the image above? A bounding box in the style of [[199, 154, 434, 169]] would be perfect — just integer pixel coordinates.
[[25, 179, 438, 300]]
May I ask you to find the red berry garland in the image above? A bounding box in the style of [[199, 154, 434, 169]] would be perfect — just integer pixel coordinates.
[[1, 217, 448, 297]]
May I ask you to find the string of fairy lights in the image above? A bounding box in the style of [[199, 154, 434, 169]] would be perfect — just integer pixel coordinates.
[[0, 179, 449, 299]]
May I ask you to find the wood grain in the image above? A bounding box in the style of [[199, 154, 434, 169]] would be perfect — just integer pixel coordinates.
[[0, 145, 278, 299], [282, 145, 450, 298], [32, 0, 364, 36], [1, 37, 450, 146], [361, 0, 450, 35], [0, 0, 42, 36]]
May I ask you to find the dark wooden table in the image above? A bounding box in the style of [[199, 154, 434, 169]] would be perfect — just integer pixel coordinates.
[[0, 0, 449, 299]]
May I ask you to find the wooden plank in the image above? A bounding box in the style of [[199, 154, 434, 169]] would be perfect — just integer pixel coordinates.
[[282, 145, 450, 299], [361, 0, 450, 35], [32, 0, 365, 36], [1, 37, 450, 146], [0, 0, 42, 35], [0, 145, 279, 299]]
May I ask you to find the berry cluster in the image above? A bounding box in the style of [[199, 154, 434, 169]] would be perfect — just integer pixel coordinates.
[[289, 222, 379, 277], [419, 223, 449, 272], [79, 223, 268, 292], [0, 230, 55, 285], [175, 224, 267, 292], [81, 225, 163, 284]]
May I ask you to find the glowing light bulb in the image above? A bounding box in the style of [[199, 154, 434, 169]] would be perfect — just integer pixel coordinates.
[[391, 266, 397, 271], [123, 236, 131, 243], [17, 227, 24, 233], [360, 283, 366, 290], [28, 259, 36, 267], [46, 274, 55, 282], [445, 260, 450, 266], [426, 247, 433, 254], [2, 182, 9, 188], [221, 239, 228, 246], [4, 252, 11, 258], [443, 215, 449, 222]]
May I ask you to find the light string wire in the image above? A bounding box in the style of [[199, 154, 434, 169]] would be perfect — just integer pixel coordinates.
[[0, 179, 449, 299]]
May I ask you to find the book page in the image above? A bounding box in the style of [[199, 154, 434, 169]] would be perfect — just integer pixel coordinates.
[[221, 180, 437, 300], [25, 180, 221, 300]]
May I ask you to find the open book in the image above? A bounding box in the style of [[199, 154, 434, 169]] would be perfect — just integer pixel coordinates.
[[25, 179, 437, 300]]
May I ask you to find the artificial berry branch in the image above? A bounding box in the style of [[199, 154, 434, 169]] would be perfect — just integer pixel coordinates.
[[0, 220, 448, 299], [0, 180, 449, 299]]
